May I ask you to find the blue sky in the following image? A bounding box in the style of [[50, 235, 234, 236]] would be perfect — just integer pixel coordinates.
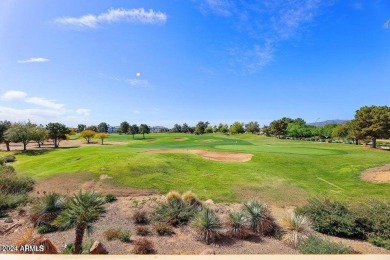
[[0, 0, 389, 128]]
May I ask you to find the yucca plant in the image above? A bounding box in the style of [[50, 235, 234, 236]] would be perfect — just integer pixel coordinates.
[[228, 211, 249, 239], [53, 191, 106, 254], [281, 212, 310, 248], [192, 208, 221, 244], [243, 200, 275, 236], [30, 193, 66, 228], [166, 191, 183, 205], [182, 191, 202, 210]]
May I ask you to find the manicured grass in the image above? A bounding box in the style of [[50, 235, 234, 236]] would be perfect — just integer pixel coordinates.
[[12, 133, 390, 204]]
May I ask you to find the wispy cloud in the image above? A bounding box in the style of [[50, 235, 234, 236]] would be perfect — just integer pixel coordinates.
[[99, 73, 149, 87], [17, 57, 50, 63], [54, 8, 167, 28], [197, 0, 328, 72], [0, 90, 91, 124]]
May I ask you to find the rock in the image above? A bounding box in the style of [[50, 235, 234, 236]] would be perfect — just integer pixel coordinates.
[[200, 249, 215, 255], [32, 236, 58, 254], [90, 241, 108, 254]]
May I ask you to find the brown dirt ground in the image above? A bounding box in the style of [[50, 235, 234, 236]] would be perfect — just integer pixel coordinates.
[[361, 164, 390, 183], [143, 149, 253, 162], [0, 139, 127, 152]]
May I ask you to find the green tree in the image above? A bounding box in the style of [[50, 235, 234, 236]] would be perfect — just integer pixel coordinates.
[[139, 124, 150, 139], [353, 106, 390, 148], [172, 124, 182, 133], [86, 125, 98, 132], [269, 118, 293, 138], [195, 121, 209, 135], [332, 123, 349, 141], [220, 124, 229, 134], [46, 123, 70, 148], [119, 121, 130, 134], [129, 124, 139, 139], [230, 122, 245, 134], [53, 191, 106, 254], [205, 126, 213, 133], [245, 121, 260, 134], [32, 125, 48, 148], [79, 130, 96, 144], [181, 123, 189, 133], [97, 122, 109, 133], [77, 124, 86, 133], [0, 120, 12, 151], [4, 122, 36, 151], [94, 133, 109, 145]]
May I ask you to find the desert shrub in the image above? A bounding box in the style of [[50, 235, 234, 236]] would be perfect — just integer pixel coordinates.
[[132, 210, 150, 225], [37, 223, 58, 234], [228, 211, 249, 239], [243, 200, 276, 236], [281, 212, 310, 248], [104, 193, 117, 203], [136, 226, 150, 236], [0, 157, 4, 166], [192, 208, 221, 244], [62, 241, 94, 254], [152, 200, 195, 226], [0, 193, 27, 210], [299, 235, 354, 254], [103, 228, 121, 241], [368, 236, 390, 250], [133, 238, 155, 254], [0, 165, 15, 175], [166, 191, 182, 204], [0, 208, 7, 218], [30, 192, 66, 227], [3, 155, 16, 163], [297, 198, 365, 239], [119, 230, 131, 243], [0, 175, 34, 194], [154, 222, 174, 236]]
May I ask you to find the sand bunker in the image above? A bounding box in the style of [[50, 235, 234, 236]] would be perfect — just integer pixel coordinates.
[[143, 149, 253, 162], [361, 164, 390, 183]]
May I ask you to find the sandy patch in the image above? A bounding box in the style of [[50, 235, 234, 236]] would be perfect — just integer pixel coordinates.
[[174, 138, 187, 141], [143, 149, 253, 162], [361, 164, 390, 183]]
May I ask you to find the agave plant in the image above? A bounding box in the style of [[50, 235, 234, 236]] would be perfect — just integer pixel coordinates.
[[228, 211, 249, 239], [30, 192, 66, 227], [281, 211, 310, 248], [243, 200, 275, 236], [192, 208, 221, 244]]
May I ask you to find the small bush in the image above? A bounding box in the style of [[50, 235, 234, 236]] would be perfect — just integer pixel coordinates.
[[299, 235, 354, 254], [0, 165, 15, 175], [119, 230, 131, 243], [228, 211, 249, 239], [192, 208, 221, 244], [133, 238, 155, 254], [132, 210, 150, 225], [0, 193, 27, 210], [166, 191, 182, 204], [281, 212, 310, 248], [0, 157, 4, 166], [37, 223, 58, 234], [136, 226, 150, 236], [152, 200, 195, 226], [30, 192, 66, 227], [62, 242, 94, 254], [154, 222, 174, 236], [0, 176, 34, 194], [104, 193, 117, 203], [243, 200, 276, 236], [3, 155, 16, 163], [368, 236, 390, 250], [103, 228, 121, 241]]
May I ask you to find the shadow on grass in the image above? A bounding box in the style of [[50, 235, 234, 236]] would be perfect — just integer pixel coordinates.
[[15, 146, 79, 156]]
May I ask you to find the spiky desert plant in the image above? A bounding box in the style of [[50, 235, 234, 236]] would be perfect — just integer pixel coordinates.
[[166, 191, 183, 205], [30, 192, 66, 227], [53, 191, 106, 254], [182, 191, 202, 209], [243, 200, 275, 236], [192, 208, 221, 244], [281, 212, 310, 248], [228, 211, 249, 239]]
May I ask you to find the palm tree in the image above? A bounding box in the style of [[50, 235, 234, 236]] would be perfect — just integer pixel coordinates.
[[53, 191, 106, 254]]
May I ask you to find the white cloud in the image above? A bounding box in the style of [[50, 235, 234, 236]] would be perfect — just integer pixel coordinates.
[[54, 8, 167, 28], [17, 57, 50, 63], [1, 90, 28, 100], [76, 108, 91, 116], [25, 97, 65, 109]]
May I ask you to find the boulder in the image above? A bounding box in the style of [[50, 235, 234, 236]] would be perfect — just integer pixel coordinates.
[[89, 241, 108, 254]]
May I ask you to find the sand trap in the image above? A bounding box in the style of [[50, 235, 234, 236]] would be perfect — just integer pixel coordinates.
[[361, 164, 390, 183], [143, 149, 253, 162]]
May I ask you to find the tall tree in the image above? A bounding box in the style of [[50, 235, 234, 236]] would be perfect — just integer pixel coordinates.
[[181, 123, 189, 133], [230, 122, 245, 134], [94, 133, 109, 145], [269, 118, 293, 138], [4, 122, 36, 151], [32, 125, 48, 148], [139, 124, 150, 139], [77, 124, 86, 133], [245, 121, 260, 134], [353, 106, 390, 148], [0, 120, 12, 151], [53, 191, 106, 254], [86, 125, 98, 132], [119, 121, 130, 134], [46, 123, 69, 148], [79, 130, 96, 144], [97, 122, 109, 133], [172, 124, 182, 133], [129, 124, 139, 140], [195, 121, 209, 135]]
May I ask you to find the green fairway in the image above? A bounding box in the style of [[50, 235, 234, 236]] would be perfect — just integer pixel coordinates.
[[12, 133, 390, 205]]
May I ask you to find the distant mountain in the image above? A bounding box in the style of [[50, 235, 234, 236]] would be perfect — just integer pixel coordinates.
[[308, 120, 348, 127]]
